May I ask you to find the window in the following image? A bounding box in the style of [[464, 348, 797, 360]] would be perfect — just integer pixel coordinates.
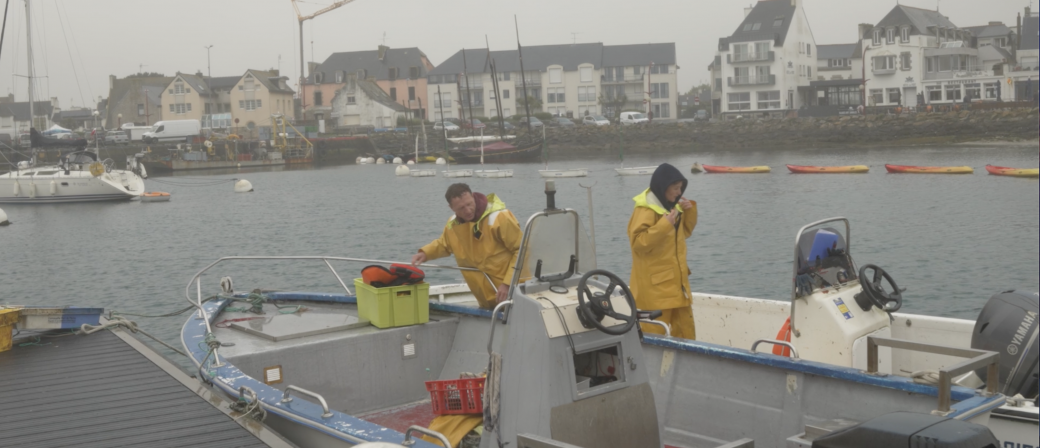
[[754, 42, 770, 58], [503, 89, 510, 99], [873, 29, 881, 46], [390, 88, 397, 101], [615, 67, 624, 80], [169, 104, 175, 112], [939, 55, 951, 71], [633, 66, 642, 75], [186, 88, 191, 94], [886, 28, 895, 44], [174, 83, 185, 94], [580, 67, 593, 83], [743, 23, 753, 31], [887, 88, 901, 104], [204, 103, 211, 114], [137, 104, 145, 116], [926, 57, 935, 73], [347, 96, 356, 105], [650, 83, 668, 99], [734, 66, 750, 83], [773, 18, 783, 28], [870, 89, 883, 105], [984, 83, 999, 99], [410, 66, 420, 79], [927, 85, 943, 101], [734, 44, 748, 62], [807, 44, 811, 56], [757, 91, 781, 109], [314, 91, 323, 106], [255, 99, 261, 108], [727, 92, 751, 111], [239, 85, 244, 91], [578, 86, 595, 102], [756, 66, 770, 81], [807, 66, 812, 78], [901, 27, 910, 43], [824, 85, 861, 106], [652, 102, 670, 118], [900, 53, 912, 71], [715, 78, 722, 90], [549, 68, 562, 84], [945, 85, 961, 101], [388, 67, 399, 80], [577, 86, 586, 102], [752, 22, 761, 31], [994, 37, 1007, 47], [548, 87, 565, 103], [336, 71, 344, 83], [964, 84, 980, 101], [409, 87, 416, 101], [873, 56, 896, 71]]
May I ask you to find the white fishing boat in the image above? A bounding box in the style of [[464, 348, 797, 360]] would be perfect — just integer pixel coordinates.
[[409, 169, 437, 178], [0, 1, 145, 204], [474, 169, 513, 178], [614, 166, 657, 176], [180, 184, 1037, 448], [441, 169, 473, 178], [537, 128, 588, 178]]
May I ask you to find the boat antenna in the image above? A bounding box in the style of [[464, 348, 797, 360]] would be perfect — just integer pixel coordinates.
[[485, 35, 506, 136], [515, 15, 533, 132], [461, 49, 475, 137]]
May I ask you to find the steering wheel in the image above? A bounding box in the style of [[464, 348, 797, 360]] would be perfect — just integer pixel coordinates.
[[576, 270, 638, 336], [857, 264, 903, 312]]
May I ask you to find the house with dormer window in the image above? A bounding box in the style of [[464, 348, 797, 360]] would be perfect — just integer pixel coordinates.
[[715, 0, 817, 118]]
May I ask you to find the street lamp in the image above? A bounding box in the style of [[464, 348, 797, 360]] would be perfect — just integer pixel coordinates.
[[204, 45, 214, 79], [117, 113, 122, 129]]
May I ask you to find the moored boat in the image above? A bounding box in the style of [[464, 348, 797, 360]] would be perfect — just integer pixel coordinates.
[[702, 164, 771, 173], [538, 168, 588, 178], [985, 165, 1039, 178], [885, 164, 974, 174], [614, 166, 657, 176], [787, 164, 869, 174], [140, 191, 171, 202]]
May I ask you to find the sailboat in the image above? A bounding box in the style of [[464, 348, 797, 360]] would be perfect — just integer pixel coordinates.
[[473, 128, 513, 178], [537, 125, 587, 178], [407, 135, 436, 177], [0, 0, 145, 203], [613, 124, 656, 176]]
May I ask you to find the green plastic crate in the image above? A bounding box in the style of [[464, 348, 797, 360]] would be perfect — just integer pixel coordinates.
[[354, 279, 430, 329]]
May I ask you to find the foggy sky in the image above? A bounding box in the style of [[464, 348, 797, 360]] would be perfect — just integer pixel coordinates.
[[0, 0, 1031, 110]]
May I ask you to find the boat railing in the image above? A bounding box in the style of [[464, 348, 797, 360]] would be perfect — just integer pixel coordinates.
[[865, 336, 1000, 415], [402, 425, 451, 447], [281, 385, 334, 418], [184, 256, 496, 367]]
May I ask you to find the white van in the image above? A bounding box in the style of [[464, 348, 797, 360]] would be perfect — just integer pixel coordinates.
[[619, 111, 649, 126], [142, 120, 201, 144]]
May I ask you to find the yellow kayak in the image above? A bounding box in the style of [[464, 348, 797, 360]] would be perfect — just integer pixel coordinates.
[[885, 164, 974, 174], [986, 165, 1040, 178], [702, 164, 771, 173], [786, 164, 869, 174]]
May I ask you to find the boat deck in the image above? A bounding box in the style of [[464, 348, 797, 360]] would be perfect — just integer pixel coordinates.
[[0, 326, 294, 448]]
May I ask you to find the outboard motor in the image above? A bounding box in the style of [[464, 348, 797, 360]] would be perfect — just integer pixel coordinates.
[[812, 412, 999, 448], [971, 290, 1039, 400]]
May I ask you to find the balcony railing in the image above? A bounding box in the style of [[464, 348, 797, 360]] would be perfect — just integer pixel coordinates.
[[872, 66, 897, 75], [727, 74, 775, 86], [924, 65, 994, 80], [601, 75, 645, 84], [728, 51, 775, 63]]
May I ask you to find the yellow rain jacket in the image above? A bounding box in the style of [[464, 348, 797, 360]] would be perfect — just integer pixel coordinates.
[[420, 194, 523, 309], [627, 188, 698, 311]]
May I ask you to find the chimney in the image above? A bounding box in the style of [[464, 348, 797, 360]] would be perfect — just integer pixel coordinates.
[[1015, 12, 1022, 60], [858, 23, 874, 42], [109, 75, 116, 91], [744, 6, 753, 18], [308, 62, 320, 76], [989, 21, 1002, 26], [378, 45, 389, 61]]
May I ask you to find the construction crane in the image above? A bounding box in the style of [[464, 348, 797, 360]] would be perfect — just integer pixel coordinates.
[[291, 0, 359, 111]]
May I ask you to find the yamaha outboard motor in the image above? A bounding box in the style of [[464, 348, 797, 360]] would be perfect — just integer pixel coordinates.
[[812, 412, 999, 448], [971, 290, 1039, 400]]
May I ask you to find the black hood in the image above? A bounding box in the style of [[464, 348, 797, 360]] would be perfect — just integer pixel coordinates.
[[649, 163, 687, 212]]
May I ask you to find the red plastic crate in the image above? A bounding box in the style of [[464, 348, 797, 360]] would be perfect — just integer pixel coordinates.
[[425, 378, 485, 415]]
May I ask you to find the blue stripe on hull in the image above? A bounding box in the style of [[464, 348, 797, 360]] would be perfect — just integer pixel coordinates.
[[0, 193, 136, 204]]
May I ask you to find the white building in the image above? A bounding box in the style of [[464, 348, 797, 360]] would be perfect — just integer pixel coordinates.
[[329, 75, 410, 129], [715, 0, 817, 118], [426, 43, 678, 123]]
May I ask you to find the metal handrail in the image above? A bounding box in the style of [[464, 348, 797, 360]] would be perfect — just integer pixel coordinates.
[[402, 425, 451, 447], [183, 255, 497, 368], [751, 339, 800, 358], [639, 319, 671, 336], [866, 336, 999, 415], [281, 385, 334, 418], [487, 300, 513, 356], [789, 217, 851, 338]]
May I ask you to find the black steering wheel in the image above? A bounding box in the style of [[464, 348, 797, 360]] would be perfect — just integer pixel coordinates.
[[856, 264, 903, 312], [576, 270, 638, 336]]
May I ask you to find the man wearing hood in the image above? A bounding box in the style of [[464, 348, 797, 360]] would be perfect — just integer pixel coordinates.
[[627, 163, 698, 339], [412, 183, 523, 309]]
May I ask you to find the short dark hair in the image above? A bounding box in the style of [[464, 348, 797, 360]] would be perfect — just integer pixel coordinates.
[[445, 183, 472, 203]]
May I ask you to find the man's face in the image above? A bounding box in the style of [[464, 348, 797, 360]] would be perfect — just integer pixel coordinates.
[[449, 192, 477, 222]]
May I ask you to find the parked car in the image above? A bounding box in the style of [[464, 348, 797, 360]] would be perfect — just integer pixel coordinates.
[[582, 115, 611, 126], [694, 110, 710, 122], [501, 121, 516, 131], [105, 130, 129, 145], [550, 117, 575, 127], [433, 121, 460, 132], [17, 132, 30, 148], [619, 111, 650, 126], [517, 117, 544, 128], [461, 119, 486, 130]]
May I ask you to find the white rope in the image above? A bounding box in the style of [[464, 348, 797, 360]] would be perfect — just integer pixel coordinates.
[[79, 317, 188, 357]]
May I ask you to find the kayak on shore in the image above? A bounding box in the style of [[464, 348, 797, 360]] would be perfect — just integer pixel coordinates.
[[884, 164, 974, 174], [786, 164, 869, 174], [985, 165, 1040, 178], [702, 164, 771, 173]]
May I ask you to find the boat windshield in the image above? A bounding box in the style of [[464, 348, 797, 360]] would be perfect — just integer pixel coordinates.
[[794, 219, 856, 295], [516, 210, 597, 284]]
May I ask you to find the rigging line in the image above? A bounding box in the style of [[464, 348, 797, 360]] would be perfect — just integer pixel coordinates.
[[0, 0, 12, 64], [52, 0, 85, 109], [29, 0, 45, 103], [58, 0, 93, 102]]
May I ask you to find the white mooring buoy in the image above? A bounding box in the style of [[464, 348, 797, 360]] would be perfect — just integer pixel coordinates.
[[395, 165, 411, 177], [435, 158, 447, 165], [393, 157, 403, 164], [406, 160, 415, 166], [376, 158, 386, 165], [234, 179, 254, 193], [0, 207, 9, 226]]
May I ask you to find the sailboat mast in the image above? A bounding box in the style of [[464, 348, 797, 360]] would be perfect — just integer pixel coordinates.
[[515, 16, 532, 131], [462, 50, 475, 137], [25, 0, 34, 163]]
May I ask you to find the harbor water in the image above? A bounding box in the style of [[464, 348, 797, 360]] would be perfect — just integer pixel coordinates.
[[1, 144, 1037, 353]]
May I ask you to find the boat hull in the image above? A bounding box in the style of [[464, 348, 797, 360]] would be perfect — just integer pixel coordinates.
[[985, 165, 1039, 178], [441, 169, 473, 178], [538, 168, 588, 178], [885, 164, 974, 174], [474, 169, 513, 178], [787, 164, 869, 174], [448, 141, 542, 165], [0, 167, 145, 204], [702, 164, 771, 173], [615, 166, 656, 176], [142, 158, 284, 172]]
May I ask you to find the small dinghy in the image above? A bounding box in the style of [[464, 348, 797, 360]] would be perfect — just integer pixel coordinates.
[[885, 164, 974, 174], [140, 191, 170, 202], [787, 164, 869, 174], [702, 164, 771, 173], [985, 165, 1039, 178]]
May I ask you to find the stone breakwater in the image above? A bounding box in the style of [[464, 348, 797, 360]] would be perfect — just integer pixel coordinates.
[[368, 108, 1039, 156]]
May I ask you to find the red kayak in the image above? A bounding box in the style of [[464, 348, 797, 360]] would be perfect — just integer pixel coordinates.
[[884, 164, 974, 174]]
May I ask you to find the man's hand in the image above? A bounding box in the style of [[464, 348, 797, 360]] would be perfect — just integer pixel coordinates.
[[411, 251, 427, 266], [665, 209, 679, 225], [679, 197, 693, 211], [496, 284, 509, 304]]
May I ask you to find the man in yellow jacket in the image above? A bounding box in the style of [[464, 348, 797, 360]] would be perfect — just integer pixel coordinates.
[[412, 183, 523, 309], [627, 163, 698, 339]]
